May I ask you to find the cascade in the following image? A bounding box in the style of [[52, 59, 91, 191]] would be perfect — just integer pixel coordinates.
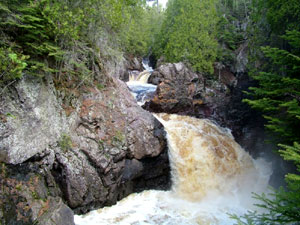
[[126, 59, 157, 105], [75, 111, 272, 225], [129, 70, 152, 83]]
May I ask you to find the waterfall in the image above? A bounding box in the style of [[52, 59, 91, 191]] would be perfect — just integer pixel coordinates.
[[129, 70, 152, 83], [126, 59, 156, 105], [75, 113, 272, 225], [155, 114, 271, 203]]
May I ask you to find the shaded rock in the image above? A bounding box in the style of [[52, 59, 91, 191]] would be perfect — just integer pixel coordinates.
[[145, 63, 231, 122], [214, 63, 237, 87], [233, 41, 248, 74], [133, 149, 171, 191], [0, 162, 74, 225], [122, 159, 144, 181], [124, 56, 143, 73], [38, 197, 74, 225]]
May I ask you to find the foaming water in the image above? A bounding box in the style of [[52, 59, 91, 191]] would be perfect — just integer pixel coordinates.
[[127, 70, 156, 105], [129, 70, 151, 84], [75, 114, 272, 225]]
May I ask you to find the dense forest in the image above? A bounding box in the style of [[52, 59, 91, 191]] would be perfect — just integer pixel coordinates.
[[1, 0, 299, 224], [0, 0, 162, 87]]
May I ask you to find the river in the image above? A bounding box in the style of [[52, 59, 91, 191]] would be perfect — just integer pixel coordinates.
[[74, 64, 272, 225]]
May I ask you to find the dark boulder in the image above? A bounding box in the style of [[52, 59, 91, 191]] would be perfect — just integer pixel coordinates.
[[144, 62, 231, 125]]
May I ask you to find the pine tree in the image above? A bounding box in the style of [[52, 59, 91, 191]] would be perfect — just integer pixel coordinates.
[[243, 31, 300, 144], [0, 0, 155, 86], [154, 0, 218, 74]]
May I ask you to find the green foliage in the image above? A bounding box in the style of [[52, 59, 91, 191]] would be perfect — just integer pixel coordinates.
[[246, 0, 300, 74], [154, 0, 218, 74], [263, 0, 300, 35], [58, 134, 72, 152], [0, 0, 157, 87], [279, 143, 300, 189], [122, 4, 164, 56], [238, 0, 300, 222], [0, 0, 65, 78], [112, 130, 125, 146], [243, 32, 300, 143], [0, 47, 29, 83], [218, 16, 244, 50], [242, 35, 300, 224], [215, 0, 252, 69], [231, 142, 300, 225]]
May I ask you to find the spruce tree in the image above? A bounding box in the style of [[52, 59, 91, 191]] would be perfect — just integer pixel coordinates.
[[235, 17, 300, 225], [154, 0, 218, 74]]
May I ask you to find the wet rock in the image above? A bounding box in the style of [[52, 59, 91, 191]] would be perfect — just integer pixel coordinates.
[[125, 57, 142, 71], [133, 150, 171, 191], [122, 159, 144, 181], [145, 63, 204, 114], [145, 62, 232, 120], [38, 198, 74, 225]]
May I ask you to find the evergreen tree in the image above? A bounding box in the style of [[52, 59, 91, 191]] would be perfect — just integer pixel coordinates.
[[231, 142, 300, 224], [0, 0, 155, 86], [154, 0, 218, 74], [243, 31, 300, 144], [234, 0, 300, 222]]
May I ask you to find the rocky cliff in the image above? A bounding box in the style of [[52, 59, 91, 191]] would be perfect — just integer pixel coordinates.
[[0, 69, 170, 224], [145, 62, 233, 125]]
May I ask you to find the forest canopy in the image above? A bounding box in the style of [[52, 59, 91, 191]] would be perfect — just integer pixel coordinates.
[[153, 0, 218, 74], [0, 0, 160, 86]]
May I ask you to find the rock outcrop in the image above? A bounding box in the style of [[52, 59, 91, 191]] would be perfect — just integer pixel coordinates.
[[145, 62, 232, 124], [0, 77, 68, 164], [119, 56, 144, 82], [0, 73, 170, 224], [0, 162, 74, 225]]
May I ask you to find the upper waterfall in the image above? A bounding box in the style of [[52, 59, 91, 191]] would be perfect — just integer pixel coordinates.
[[126, 58, 157, 105], [129, 70, 152, 83], [75, 114, 272, 225]]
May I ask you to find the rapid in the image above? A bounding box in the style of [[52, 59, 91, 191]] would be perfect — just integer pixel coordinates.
[[74, 61, 272, 225]]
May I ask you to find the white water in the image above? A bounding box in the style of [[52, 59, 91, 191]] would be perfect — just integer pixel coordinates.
[[126, 59, 157, 105], [75, 113, 272, 225], [142, 58, 154, 73]]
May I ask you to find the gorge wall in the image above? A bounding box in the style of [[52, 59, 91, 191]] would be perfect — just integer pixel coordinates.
[[0, 60, 170, 225]]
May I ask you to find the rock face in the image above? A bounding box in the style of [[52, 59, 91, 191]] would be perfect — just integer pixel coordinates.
[[146, 62, 203, 113], [145, 62, 232, 124], [120, 56, 143, 81], [0, 77, 67, 164], [233, 41, 249, 74], [0, 162, 75, 225], [0, 74, 170, 224]]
